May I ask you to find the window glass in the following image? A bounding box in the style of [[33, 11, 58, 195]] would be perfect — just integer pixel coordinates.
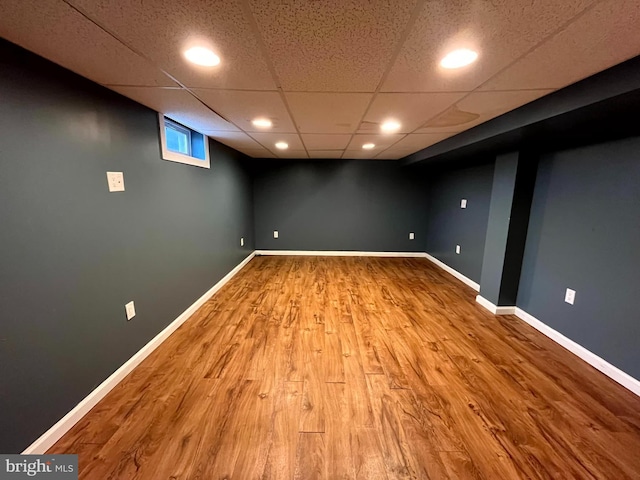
[[164, 121, 191, 156]]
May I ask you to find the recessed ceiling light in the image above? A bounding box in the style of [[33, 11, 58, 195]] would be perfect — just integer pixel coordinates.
[[252, 118, 272, 129], [440, 49, 478, 69], [184, 47, 220, 67], [381, 120, 401, 133], [275, 141, 288, 150], [362, 143, 375, 150]]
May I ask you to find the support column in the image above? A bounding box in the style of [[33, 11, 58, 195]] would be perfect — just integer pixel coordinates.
[[477, 151, 537, 314]]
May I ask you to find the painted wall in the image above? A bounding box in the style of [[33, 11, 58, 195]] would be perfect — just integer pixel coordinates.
[[0, 41, 254, 452], [426, 163, 495, 283], [251, 159, 429, 252], [518, 136, 640, 379]]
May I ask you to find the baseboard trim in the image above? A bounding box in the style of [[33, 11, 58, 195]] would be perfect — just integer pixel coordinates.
[[254, 250, 426, 258], [424, 253, 480, 291], [514, 308, 640, 397], [22, 251, 256, 454], [475, 295, 517, 315]]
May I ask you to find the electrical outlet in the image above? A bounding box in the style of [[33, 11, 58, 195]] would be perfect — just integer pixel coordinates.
[[565, 288, 576, 305], [409, 232, 415, 240], [273, 230, 279, 239], [456, 245, 461, 254], [240, 237, 244, 247], [106, 172, 125, 192], [125, 301, 136, 321], [461, 199, 467, 209]]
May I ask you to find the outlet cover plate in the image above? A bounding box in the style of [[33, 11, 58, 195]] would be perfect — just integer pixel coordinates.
[[125, 301, 136, 320], [565, 288, 576, 305], [107, 172, 125, 192]]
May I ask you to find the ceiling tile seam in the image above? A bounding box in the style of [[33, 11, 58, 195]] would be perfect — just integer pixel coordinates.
[[60, 0, 237, 127], [244, 131, 299, 135], [342, 0, 427, 159], [282, 90, 467, 94], [240, 0, 309, 159], [251, 88, 555, 94], [281, 90, 377, 94], [173, 87, 280, 93], [100, 85, 182, 90], [243, 131, 290, 157], [472, 0, 607, 93], [377, 0, 607, 160], [208, 130, 379, 136], [372, 134, 409, 159]]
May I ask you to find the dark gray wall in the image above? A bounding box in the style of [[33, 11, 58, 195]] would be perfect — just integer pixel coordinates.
[[518, 136, 640, 379], [479, 152, 537, 306], [426, 163, 494, 283], [251, 159, 429, 252], [479, 153, 519, 302], [0, 41, 254, 452]]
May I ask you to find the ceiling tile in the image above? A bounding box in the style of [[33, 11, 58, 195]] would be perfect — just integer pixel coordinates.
[[389, 133, 456, 151], [248, 133, 306, 153], [301, 135, 352, 150], [0, 0, 174, 87], [359, 93, 466, 133], [480, 0, 640, 91], [237, 148, 276, 158], [342, 150, 378, 159], [286, 93, 373, 134], [416, 90, 552, 134], [345, 134, 404, 151], [108, 86, 238, 132], [67, 0, 276, 90], [375, 150, 413, 160], [308, 151, 345, 159], [273, 150, 309, 159], [203, 131, 263, 151], [248, 0, 417, 92], [193, 90, 296, 133], [382, 0, 596, 92]]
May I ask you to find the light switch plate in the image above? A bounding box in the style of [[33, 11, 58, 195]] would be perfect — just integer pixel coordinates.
[[107, 172, 125, 192], [125, 301, 136, 320], [274, 230, 279, 239], [241, 237, 244, 247], [456, 245, 461, 254], [565, 288, 576, 305], [409, 232, 415, 240], [461, 199, 467, 209]]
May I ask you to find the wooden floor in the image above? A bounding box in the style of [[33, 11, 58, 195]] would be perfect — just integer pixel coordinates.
[[49, 256, 640, 479]]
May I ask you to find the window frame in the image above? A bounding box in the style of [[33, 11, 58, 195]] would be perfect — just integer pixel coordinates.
[[164, 118, 192, 156], [158, 114, 210, 169]]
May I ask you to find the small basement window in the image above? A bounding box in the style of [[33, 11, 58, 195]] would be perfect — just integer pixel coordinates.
[[158, 114, 210, 168]]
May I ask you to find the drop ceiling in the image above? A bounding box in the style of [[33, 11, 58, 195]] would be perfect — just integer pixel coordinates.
[[1, 0, 639, 160]]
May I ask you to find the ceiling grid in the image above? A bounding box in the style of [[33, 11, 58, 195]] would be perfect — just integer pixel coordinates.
[[1, 0, 639, 159]]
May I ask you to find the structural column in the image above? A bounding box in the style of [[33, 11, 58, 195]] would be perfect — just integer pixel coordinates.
[[477, 151, 537, 314]]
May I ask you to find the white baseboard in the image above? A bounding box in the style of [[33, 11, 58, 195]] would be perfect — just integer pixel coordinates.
[[424, 253, 480, 291], [254, 250, 426, 258], [475, 295, 516, 315], [514, 308, 640, 397], [22, 251, 256, 454]]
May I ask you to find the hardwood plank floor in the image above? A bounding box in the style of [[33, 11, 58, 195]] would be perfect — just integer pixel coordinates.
[[48, 256, 640, 479]]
